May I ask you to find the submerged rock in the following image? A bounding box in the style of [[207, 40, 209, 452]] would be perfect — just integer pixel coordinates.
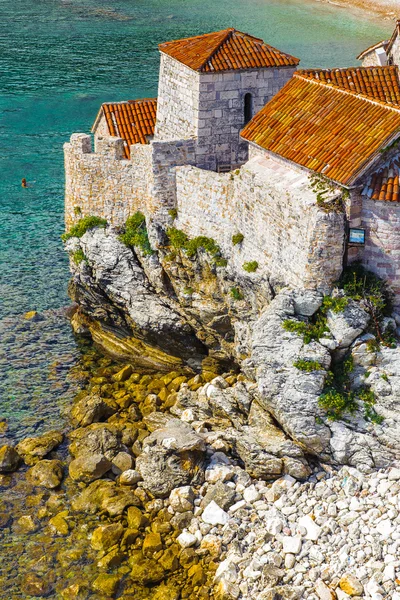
[[70, 393, 115, 426], [136, 419, 206, 497], [71, 479, 140, 516], [69, 452, 111, 483], [69, 423, 121, 460], [27, 459, 63, 489], [17, 431, 63, 465], [0, 445, 21, 473]]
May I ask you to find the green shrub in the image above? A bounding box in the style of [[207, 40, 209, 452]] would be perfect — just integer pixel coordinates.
[[61, 216, 108, 242], [243, 261, 258, 273], [185, 236, 220, 258], [71, 248, 87, 265], [183, 286, 194, 295], [230, 287, 243, 301], [232, 233, 244, 245], [321, 295, 348, 314], [318, 389, 358, 421], [338, 263, 394, 346], [73, 206, 82, 216], [293, 359, 324, 372], [119, 212, 153, 256], [166, 228, 225, 264], [283, 316, 328, 345], [214, 257, 228, 267], [167, 227, 189, 249], [366, 338, 380, 353], [168, 208, 178, 220], [381, 373, 389, 382]]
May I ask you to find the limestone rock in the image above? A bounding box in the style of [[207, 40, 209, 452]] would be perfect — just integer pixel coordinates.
[[136, 419, 206, 497], [127, 506, 148, 530], [17, 430, 63, 465], [49, 511, 70, 535], [293, 290, 323, 317], [315, 580, 337, 600], [91, 523, 124, 551], [119, 469, 142, 485], [327, 299, 370, 349], [22, 573, 52, 597], [257, 586, 304, 600], [129, 551, 165, 585], [0, 445, 21, 472], [14, 514, 40, 534], [69, 453, 111, 483], [201, 482, 236, 511], [70, 228, 207, 367], [27, 459, 63, 489], [70, 393, 114, 426], [113, 364, 133, 382], [169, 486, 195, 512], [339, 574, 363, 596], [177, 530, 198, 548], [69, 423, 121, 459], [142, 532, 163, 556], [202, 500, 229, 525], [111, 451, 133, 474], [71, 479, 140, 516], [92, 573, 121, 596]]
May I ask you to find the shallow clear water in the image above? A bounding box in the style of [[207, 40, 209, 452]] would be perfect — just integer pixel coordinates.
[[0, 0, 392, 435]]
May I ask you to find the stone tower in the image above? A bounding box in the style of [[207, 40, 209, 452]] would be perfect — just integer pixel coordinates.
[[154, 28, 299, 171]]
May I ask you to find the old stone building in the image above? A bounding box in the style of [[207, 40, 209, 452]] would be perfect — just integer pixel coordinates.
[[358, 19, 400, 67], [65, 28, 400, 301]]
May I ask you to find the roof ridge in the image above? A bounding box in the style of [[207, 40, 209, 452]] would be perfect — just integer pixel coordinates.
[[101, 98, 157, 107], [198, 28, 234, 72], [294, 71, 400, 113], [299, 65, 397, 73]]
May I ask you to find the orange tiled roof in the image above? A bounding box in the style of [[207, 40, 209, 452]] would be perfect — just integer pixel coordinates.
[[363, 160, 400, 202], [299, 66, 400, 105], [357, 40, 388, 61], [241, 71, 400, 186], [94, 98, 157, 159], [158, 28, 299, 72]]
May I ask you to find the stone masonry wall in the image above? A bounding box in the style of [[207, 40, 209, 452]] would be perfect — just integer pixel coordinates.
[[361, 199, 400, 303], [175, 149, 345, 291], [361, 52, 382, 68], [64, 134, 153, 229], [154, 53, 296, 171], [155, 54, 199, 140], [195, 67, 297, 171], [64, 133, 195, 228]]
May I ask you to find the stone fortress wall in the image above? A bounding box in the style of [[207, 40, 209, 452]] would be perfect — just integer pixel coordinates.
[[64, 130, 345, 292]]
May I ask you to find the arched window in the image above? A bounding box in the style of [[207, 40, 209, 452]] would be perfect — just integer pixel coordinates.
[[244, 93, 253, 125]]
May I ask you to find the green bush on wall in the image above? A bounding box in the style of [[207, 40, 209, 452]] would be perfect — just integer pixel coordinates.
[[62, 216, 108, 242], [119, 212, 153, 256], [243, 261, 258, 273], [232, 233, 244, 245]]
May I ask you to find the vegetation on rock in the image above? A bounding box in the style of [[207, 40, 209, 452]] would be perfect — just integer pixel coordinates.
[[71, 248, 87, 266], [293, 359, 324, 372], [232, 233, 244, 245], [61, 215, 108, 242], [242, 261, 258, 273], [230, 287, 243, 301], [119, 212, 154, 256], [166, 227, 226, 266]]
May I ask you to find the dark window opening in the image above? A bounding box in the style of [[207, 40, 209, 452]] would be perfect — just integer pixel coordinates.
[[244, 93, 253, 125]]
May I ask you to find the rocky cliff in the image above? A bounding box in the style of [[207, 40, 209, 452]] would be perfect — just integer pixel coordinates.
[[65, 224, 400, 474]]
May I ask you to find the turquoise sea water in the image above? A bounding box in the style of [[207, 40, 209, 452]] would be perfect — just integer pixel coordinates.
[[0, 0, 392, 437]]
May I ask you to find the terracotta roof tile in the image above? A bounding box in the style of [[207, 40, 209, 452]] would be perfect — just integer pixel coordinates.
[[363, 160, 400, 202], [95, 98, 157, 158], [241, 71, 400, 186], [357, 40, 388, 61], [159, 28, 299, 72], [299, 66, 400, 105]]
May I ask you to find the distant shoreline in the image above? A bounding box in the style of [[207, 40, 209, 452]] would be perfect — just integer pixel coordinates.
[[312, 0, 397, 21]]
